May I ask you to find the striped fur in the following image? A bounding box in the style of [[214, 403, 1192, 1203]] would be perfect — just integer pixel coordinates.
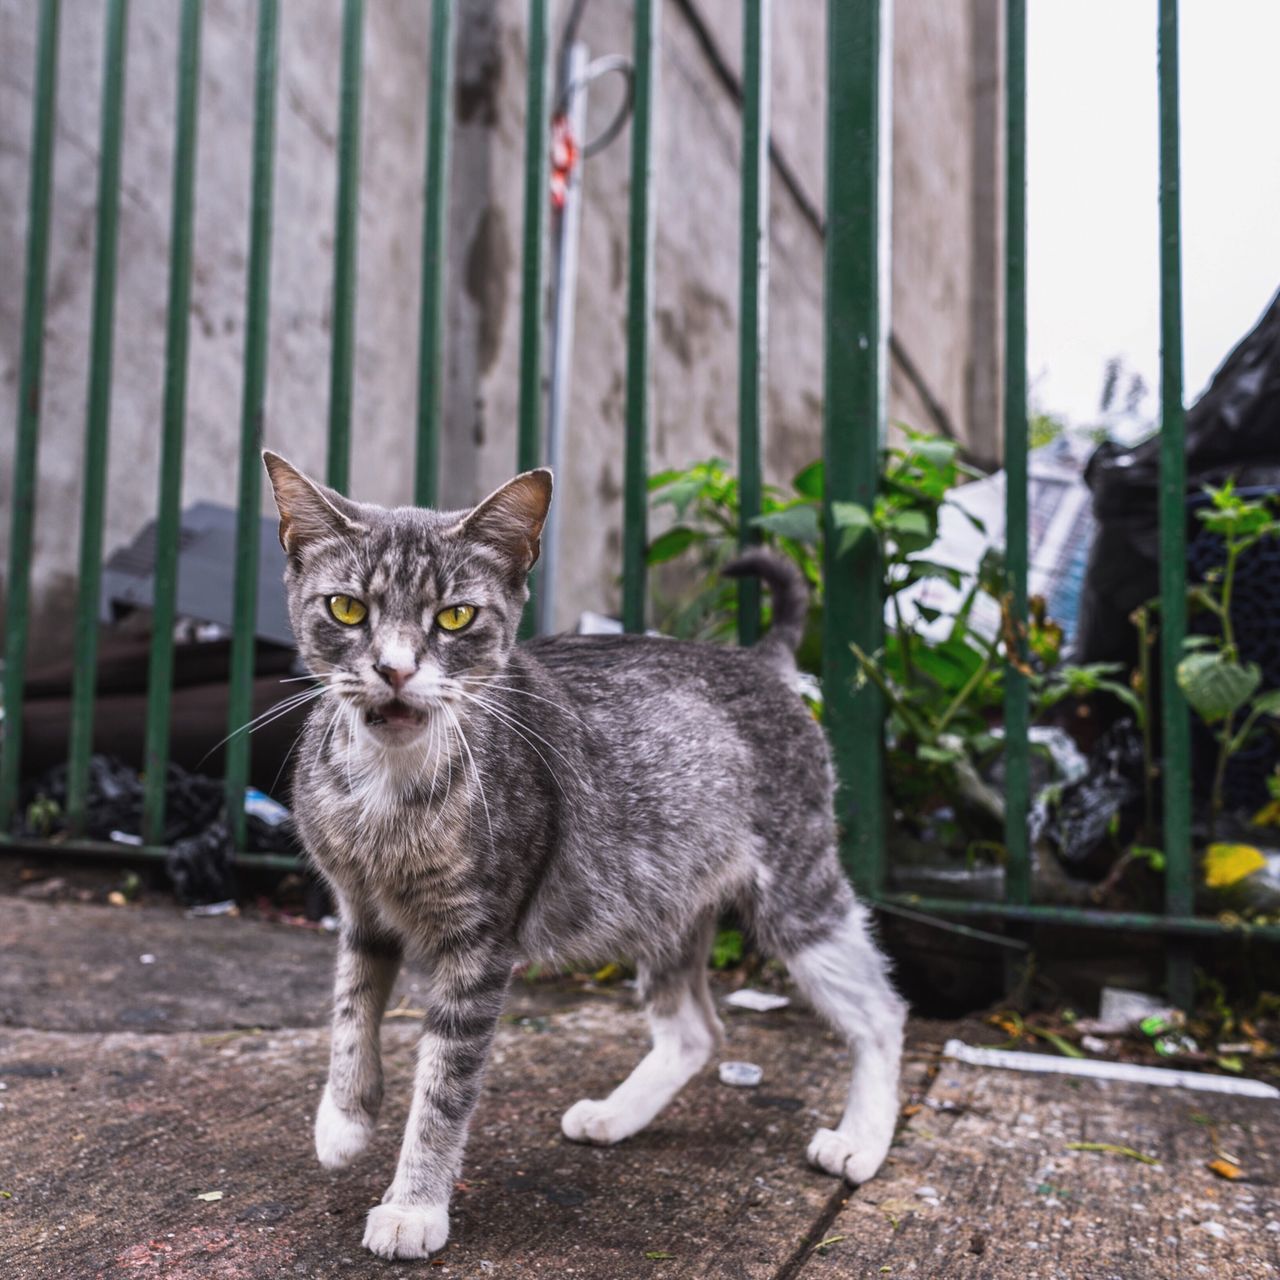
[[264, 453, 906, 1261]]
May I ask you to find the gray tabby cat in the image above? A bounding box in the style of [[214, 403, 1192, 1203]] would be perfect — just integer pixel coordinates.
[[262, 451, 906, 1261]]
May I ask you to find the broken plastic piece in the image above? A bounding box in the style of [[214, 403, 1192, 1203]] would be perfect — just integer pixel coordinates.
[[723, 989, 790, 1012], [942, 1039, 1280, 1098], [718, 1061, 764, 1088]]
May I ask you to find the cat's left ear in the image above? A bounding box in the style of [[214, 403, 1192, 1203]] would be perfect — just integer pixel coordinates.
[[263, 450, 367, 558], [458, 469, 553, 577]]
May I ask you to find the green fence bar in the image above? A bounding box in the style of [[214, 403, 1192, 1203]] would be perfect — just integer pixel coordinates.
[[0, 0, 61, 831], [414, 0, 454, 509], [225, 0, 280, 848], [1002, 0, 1031, 904], [515, 0, 549, 637], [0, 832, 301, 876], [141, 0, 203, 845], [1158, 0, 1193, 1010], [326, 0, 363, 495], [621, 0, 659, 634], [823, 0, 885, 892], [880, 893, 1280, 943], [66, 0, 130, 835], [736, 0, 770, 646]]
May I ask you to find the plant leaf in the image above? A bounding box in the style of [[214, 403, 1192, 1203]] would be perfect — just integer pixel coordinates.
[[645, 525, 699, 565], [751, 504, 821, 546], [1203, 843, 1267, 888], [792, 460, 825, 499], [1176, 653, 1261, 723], [883, 509, 934, 553], [1251, 689, 1280, 718], [1066, 1142, 1158, 1166]]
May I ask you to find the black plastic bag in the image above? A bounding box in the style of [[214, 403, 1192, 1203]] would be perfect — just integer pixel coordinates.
[[1077, 287, 1280, 671]]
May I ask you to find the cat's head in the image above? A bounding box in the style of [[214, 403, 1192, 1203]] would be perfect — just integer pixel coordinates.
[[263, 451, 552, 747]]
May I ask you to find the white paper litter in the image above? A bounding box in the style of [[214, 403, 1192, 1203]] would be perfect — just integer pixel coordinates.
[[723, 989, 790, 1013], [942, 1040, 1280, 1099], [1097, 987, 1173, 1029]]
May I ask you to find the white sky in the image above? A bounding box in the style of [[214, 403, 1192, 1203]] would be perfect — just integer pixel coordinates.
[[1028, 0, 1280, 425]]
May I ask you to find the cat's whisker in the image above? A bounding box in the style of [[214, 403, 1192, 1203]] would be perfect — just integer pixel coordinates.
[[450, 690, 575, 800], [198, 686, 329, 766], [443, 702, 495, 852], [459, 676, 592, 727], [453, 689, 589, 795], [426, 706, 445, 808]]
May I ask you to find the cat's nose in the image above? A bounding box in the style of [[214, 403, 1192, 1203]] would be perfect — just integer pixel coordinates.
[[373, 659, 416, 691]]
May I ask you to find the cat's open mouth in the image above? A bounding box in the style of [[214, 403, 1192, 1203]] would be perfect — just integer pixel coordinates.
[[365, 699, 428, 728]]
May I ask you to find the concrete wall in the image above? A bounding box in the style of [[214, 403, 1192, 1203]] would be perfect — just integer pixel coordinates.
[[0, 0, 1002, 650]]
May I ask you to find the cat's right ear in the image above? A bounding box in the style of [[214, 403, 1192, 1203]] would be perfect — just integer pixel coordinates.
[[262, 451, 366, 557]]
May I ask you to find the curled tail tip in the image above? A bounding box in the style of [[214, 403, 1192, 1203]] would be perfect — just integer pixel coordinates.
[[722, 549, 808, 653]]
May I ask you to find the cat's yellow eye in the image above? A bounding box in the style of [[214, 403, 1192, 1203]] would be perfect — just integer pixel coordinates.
[[436, 604, 476, 632], [328, 594, 367, 626]]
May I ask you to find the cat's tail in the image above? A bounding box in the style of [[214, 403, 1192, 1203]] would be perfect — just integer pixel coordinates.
[[722, 549, 809, 656]]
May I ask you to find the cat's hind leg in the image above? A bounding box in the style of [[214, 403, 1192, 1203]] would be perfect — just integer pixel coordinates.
[[562, 918, 722, 1146], [782, 896, 907, 1185]]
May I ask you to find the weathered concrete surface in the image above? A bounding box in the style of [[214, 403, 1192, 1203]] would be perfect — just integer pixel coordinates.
[[3, 892, 1279, 1279], [797, 1057, 1280, 1280]]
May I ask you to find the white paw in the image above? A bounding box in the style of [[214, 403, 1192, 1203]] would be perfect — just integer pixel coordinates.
[[315, 1085, 375, 1169], [363, 1202, 449, 1260], [561, 1098, 632, 1145], [806, 1126, 890, 1184]]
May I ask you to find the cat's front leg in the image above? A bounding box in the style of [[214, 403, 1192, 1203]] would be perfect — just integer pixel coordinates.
[[363, 945, 511, 1260], [315, 909, 402, 1169]]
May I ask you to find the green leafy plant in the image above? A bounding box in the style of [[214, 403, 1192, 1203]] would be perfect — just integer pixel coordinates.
[[710, 928, 744, 970], [648, 434, 1132, 855], [646, 458, 823, 667], [1175, 482, 1280, 836]]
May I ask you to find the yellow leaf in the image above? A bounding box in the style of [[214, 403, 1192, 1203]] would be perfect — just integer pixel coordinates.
[[1203, 843, 1267, 888], [1251, 799, 1280, 827]]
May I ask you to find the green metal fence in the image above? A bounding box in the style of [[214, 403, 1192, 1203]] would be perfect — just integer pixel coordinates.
[[4, 0, 1277, 1000]]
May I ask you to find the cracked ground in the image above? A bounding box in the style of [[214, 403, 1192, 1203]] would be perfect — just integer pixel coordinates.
[[2, 880, 1278, 1279]]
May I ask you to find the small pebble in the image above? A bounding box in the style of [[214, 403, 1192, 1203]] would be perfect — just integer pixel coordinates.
[[139, 954, 156, 965]]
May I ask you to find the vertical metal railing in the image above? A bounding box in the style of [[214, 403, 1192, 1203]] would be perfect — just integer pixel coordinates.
[[1002, 0, 1031, 906], [326, 0, 365, 496], [516, 0, 551, 638], [65, 0, 130, 835], [1157, 0, 1194, 1009], [7, 0, 1279, 979], [0, 0, 61, 833], [621, 0, 659, 635], [224, 0, 280, 848], [823, 0, 887, 893], [414, 0, 454, 510], [141, 0, 203, 845], [735, 0, 770, 646]]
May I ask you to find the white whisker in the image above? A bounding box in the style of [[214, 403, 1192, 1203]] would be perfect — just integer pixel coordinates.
[[199, 686, 328, 766], [460, 675, 592, 728], [451, 689, 584, 801], [444, 702, 494, 852]]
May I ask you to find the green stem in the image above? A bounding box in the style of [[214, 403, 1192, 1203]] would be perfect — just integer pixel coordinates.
[[891, 578, 916, 687], [850, 642, 932, 745], [1208, 539, 1242, 838], [1136, 607, 1156, 839], [935, 643, 996, 737]]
